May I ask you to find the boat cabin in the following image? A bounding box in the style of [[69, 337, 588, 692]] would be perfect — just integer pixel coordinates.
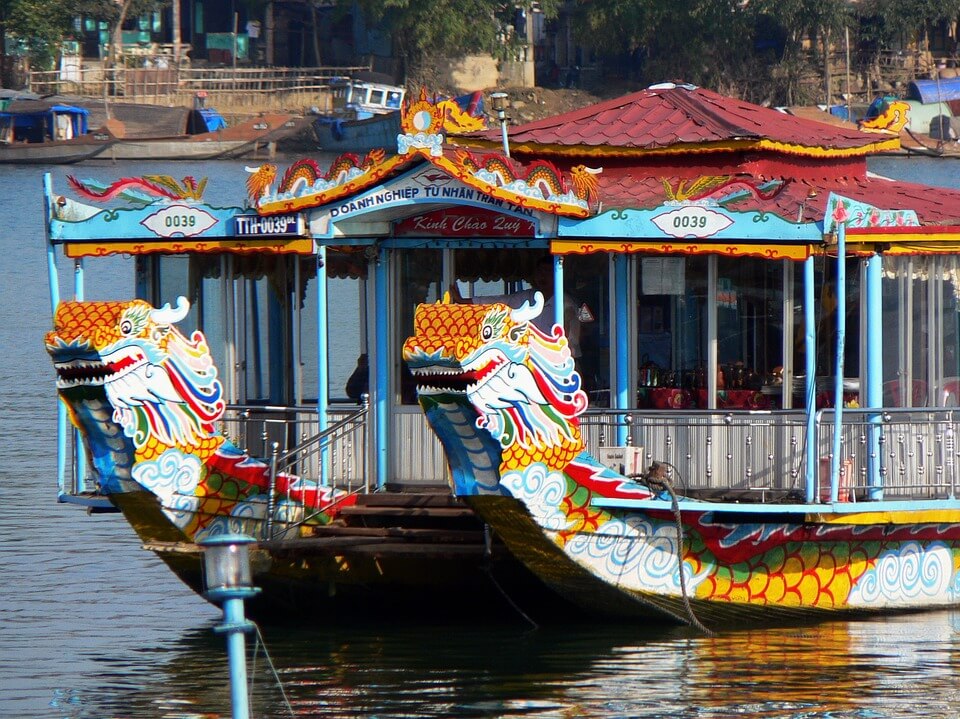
[[44, 84, 960, 513], [328, 73, 406, 119], [1, 101, 90, 143]]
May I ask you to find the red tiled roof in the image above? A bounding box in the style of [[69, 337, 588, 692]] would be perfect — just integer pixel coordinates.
[[592, 169, 960, 227], [456, 84, 898, 158]]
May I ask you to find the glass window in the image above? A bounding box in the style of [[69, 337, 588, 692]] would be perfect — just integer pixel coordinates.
[[636, 255, 707, 408], [716, 256, 783, 394], [565, 253, 610, 404], [397, 249, 443, 404], [882, 255, 928, 407]]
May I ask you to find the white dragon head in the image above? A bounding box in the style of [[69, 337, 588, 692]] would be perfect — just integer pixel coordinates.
[[45, 297, 224, 450]]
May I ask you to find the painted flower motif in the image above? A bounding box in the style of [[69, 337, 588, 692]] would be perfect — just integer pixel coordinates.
[[831, 200, 849, 225]]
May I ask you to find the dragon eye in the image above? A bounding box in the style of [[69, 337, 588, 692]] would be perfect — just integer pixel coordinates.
[[481, 324, 493, 340], [119, 318, 134, 336]]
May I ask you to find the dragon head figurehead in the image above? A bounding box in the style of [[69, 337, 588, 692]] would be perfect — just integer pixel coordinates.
[[403, 293, 588, 494], [45, 297, 353, 536], [46, 297, 224, 456]]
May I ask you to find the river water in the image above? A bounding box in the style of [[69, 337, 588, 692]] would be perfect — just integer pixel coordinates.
[[4, 155, 960, 719]]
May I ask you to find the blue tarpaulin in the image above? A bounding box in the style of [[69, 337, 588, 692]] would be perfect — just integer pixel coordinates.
[[906, 78, 960, 104]]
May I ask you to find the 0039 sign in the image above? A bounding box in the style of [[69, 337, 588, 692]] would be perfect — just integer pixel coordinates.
[[141, 205, 218, 238], [651, 205, 733, 239]]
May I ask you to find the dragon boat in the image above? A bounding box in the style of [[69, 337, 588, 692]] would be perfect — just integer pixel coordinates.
[[41, 83, 960, 626]]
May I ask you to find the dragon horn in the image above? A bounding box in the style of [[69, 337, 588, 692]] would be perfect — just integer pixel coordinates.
[[244, 166, 261, 173], [150, 296, 191, 324], [511, 291, 544, 325]]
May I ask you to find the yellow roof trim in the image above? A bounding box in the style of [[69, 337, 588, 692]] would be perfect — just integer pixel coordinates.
[[64, 238, 314, 258], [453, 136, 901, 159], [552, 239, 811, 260]]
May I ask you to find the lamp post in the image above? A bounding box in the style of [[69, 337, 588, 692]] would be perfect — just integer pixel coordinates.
[[490, 91, 510, 157], [199, 534, 261, 719]]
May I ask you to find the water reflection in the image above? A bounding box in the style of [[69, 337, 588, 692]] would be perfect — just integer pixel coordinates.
[[112, 612, 960, 719]]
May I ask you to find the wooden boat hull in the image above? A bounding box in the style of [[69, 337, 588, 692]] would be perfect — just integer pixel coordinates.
[[109, 488, 567, 620], [0, 136, 113, 164], [313, 112, 400, 154], [465, 493, 960, 626], [105, 114, 309, 161]]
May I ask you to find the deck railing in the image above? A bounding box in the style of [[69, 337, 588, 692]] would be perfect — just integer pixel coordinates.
[[60, 403, 960, 508], [579, 407, 960, 502], [26, 64, 373, 111]]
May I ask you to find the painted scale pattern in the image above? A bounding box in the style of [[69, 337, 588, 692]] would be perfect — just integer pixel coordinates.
[[46, 299, 355, 540], [404, 297, 960, 616]]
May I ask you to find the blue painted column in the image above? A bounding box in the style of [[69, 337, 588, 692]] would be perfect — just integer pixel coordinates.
[[830, 225, 846, 502], [865, 251, 884, 499], [804, 255, 817, 502], [614, 254, 630, 445], [220, 597, 253, 719], [73, 256, 89, 491], [552, 254, 564, 331], [374, 248, 389, 489], [44, 173, 68, 499], [316, 248, 329, 485]]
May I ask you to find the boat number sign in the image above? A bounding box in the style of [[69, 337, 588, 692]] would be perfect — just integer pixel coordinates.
[[651, 205, 733, 239], [141, 205, 218, 238], [234, 214, 303, 237]]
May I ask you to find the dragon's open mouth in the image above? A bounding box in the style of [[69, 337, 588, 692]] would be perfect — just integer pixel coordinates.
[[410, 366, 476, 394], [54, 349, 146, 388]]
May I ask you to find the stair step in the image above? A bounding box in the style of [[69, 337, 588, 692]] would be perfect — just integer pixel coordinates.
[[354, 492, 463, 509], [338, 505, 476, 519]]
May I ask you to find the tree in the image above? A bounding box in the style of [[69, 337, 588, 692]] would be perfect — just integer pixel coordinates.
[[572, 0, 756, 96], [347, 0, 562, 81], [0, 0, 75, 71]]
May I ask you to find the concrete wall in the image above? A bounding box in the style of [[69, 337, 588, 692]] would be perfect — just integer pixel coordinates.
[[441, 54, 500, 92]]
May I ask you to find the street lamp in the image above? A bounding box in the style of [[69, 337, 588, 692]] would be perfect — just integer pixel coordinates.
[[200, 534, 261, 719], [490, 91, 510, 157]]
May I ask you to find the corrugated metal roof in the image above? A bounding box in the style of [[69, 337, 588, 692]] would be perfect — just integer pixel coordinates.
[[458, 84, 898, 158]]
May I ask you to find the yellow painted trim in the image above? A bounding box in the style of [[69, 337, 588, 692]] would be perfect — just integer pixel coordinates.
[[256, 154, 413, 216], [453, 136, 901, 159], [846, 241, 960, 254], [430, 153, 590, 218], [64, 238, 314, 258], [551, 239, 812, 260], [812, 509, 960, 524]]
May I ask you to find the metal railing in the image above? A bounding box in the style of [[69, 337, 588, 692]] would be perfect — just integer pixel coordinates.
[[218, 401, 369, 492], [579, 407, 960, 503]]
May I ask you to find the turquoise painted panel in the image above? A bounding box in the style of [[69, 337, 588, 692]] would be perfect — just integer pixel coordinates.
[[558, 203, 823, 242]]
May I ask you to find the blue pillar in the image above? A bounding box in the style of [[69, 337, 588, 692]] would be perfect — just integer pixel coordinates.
[[44, 173, 68, 499], [73, 257, 89, 490], [830, 225, 846, 503], [866, 252, 884, 499], [804, 256, 817, 502], [552, 254, 564, 330], [374, 249, 389, 490], [316, 248, 329, 485], [219, 597, 253, 719], [614, 254, 630, 445]]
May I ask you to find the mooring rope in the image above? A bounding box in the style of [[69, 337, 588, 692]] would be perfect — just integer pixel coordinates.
[[481, 523, 540, 631], [250, 623, 296, 718], [641, 463, 715, 637]]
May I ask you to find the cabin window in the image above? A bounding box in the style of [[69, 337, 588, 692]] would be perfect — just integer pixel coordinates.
[[716, 256, 784, 400], [563, 253, 610, 403], [636, 255, 708, 408], [635, 254, 788, 410], [882, 255, 960, 407], [397, 249, 443, 404], [297, 250, 367, 403]]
